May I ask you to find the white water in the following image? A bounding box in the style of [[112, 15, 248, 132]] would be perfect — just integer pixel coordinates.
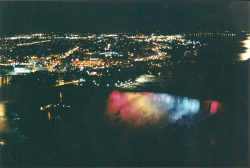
[[238, 36, 250, 61]]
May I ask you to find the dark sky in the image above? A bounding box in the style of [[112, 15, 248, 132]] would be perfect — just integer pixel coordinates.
[[0, 1, 249, 35]]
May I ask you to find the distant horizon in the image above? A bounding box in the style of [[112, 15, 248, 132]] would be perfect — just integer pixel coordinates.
[[1, 30, 249, 37], [0, 1, 249, 35]]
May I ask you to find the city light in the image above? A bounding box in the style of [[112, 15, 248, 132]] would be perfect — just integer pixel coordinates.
[[17, 40, 51, 46]]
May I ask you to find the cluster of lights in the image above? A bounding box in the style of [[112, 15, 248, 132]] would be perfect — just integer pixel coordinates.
[[40, 104, 70, 110], [17, 40, 51, 46]]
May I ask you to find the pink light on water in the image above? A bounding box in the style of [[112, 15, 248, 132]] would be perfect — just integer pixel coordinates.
[[203, 100, 223, 115], [203, 100, 223, 114], [210, 101, 218, 114]]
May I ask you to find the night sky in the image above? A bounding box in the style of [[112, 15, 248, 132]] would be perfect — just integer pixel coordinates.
[[0, 1, 249, 35]]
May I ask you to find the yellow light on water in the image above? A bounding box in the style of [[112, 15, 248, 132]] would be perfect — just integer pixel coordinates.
[[0, 102, 8, 133], [0, 140, 5, 146], [48, 112, 51, 120]]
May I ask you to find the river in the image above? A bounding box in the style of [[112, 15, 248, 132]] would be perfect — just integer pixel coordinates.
[[0, 36, 249, 167]]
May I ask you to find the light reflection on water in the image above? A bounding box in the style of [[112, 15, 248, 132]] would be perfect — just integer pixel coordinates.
[[120, 75, 166, 90], [0, 101, 8, 133], [106, 91, 200, 127], [238, 36, 250, 61]]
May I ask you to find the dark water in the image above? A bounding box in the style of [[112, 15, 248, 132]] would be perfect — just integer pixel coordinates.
[[0, 37, 249, 167]]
